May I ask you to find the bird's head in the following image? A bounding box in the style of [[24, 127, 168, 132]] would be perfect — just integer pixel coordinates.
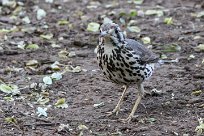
[[99, 23, 126, 45]]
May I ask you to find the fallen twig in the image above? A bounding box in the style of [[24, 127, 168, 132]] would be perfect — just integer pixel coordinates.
[[23, 122, 60, 127], [0, 50, 35, 56], [193, 74, 204, 79], [0, 50, 19, 55]]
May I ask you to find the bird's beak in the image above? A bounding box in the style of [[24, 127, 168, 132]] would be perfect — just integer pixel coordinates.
[[100, 31, 107, 37]]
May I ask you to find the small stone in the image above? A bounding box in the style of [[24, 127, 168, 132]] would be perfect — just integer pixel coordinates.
[[188, 98, 202, 104]]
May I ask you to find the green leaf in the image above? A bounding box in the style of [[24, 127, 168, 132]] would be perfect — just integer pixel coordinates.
[[191, 90, 202, 96], [26, 60, 38, 66], [127, 26, 141, 33], [78, 124, 88, 130], [55, 98, 68, 108], [45, 0, 54, 3], [162, 44, 181, 52], [68, 51, 76, 57], [93, 102, 105, 108], [51, 72, 62, 80], [142, 37, 151, 44], [87, 22, 100, 32], [0, 29, 10, 33], [145, 10, 164, 17], [2, 0, 17, 7], [5, 117, 17, 124], [119, 18, 126, 25], [37, 9, 46, 20], [197, 11, 204, 18], [103, 17, 113, 24], [132, 0, 144, 4], [22, 16, 31, 24], [17, 41, 26, 49], [57, 20, 69, 25], [26, 44, 39, 50], [50, 61, 61, 71], [37, 97, 50, 105], [63, 66, 82, 73], [4, 96, 14, 101], [71, 66, 82, 73], [55, 98, 65, 105], [146, 117, 157, 124], [40, 34, 53, 40], [194, 35, 202, 40], [36, 107, 47, 117], [119, 11, 126, 16], [160, 54, 168, 59], [164, 17, 173, 25], [188, 54, 195, 60], [0, 84, 20, 94], [51, 43, 61, 48], [21, 26, 36, 33], [128, 20, 138, 26], [58, 124, 72, 132], [129, 10, 137, 17], [195, 123, 204, 135], [0, 26, 19, 34], [0, 84, 13, 93], [43, 76, 53, 85], [195, 44, 204, 51], [58, 50, 69, 58]]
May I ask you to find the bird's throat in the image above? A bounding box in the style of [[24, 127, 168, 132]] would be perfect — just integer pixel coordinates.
[[104, 36, 120, 47]]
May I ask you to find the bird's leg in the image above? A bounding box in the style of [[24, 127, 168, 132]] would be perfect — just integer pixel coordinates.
[[120, 83, 144, 123], [107, 85, 128, 116]]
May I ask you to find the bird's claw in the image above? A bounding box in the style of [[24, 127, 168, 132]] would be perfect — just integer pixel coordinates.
[[106, 108, 120, 116], [106, 111, 115, 117], [119, 115, 137, 123], [119, 117, 132, 123]]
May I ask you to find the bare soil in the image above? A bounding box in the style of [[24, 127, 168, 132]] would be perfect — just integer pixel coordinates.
[[0, 0, 204, 136]]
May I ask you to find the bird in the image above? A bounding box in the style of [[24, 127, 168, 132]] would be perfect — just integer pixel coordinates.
[[96, 22, 159, 123]]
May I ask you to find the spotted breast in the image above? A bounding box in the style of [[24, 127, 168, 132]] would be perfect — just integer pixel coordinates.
[[97, 39, 154, 85]]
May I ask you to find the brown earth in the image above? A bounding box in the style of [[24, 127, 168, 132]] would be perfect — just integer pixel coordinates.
[[0, 0, 204, 136]]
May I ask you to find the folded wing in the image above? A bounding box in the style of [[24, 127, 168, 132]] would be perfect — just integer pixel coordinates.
[[126, 39, 159, 64]]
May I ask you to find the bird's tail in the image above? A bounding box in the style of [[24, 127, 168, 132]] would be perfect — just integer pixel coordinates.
[[155, 58, 179, 68]]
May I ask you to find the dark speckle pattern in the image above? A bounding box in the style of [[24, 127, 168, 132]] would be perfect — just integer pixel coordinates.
[[97, 42, 154, 85]]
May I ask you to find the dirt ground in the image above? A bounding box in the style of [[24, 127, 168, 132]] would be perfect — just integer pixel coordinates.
[[0, 0, 204, 135]]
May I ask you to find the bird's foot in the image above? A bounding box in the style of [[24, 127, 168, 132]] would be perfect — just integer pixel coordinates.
[[144, 90, 151, 96], [106, 107, 120, 116], [119, 114, 136, 123]]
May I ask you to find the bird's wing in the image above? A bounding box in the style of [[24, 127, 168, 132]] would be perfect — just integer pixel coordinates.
[[126, 39, 159, 64]]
